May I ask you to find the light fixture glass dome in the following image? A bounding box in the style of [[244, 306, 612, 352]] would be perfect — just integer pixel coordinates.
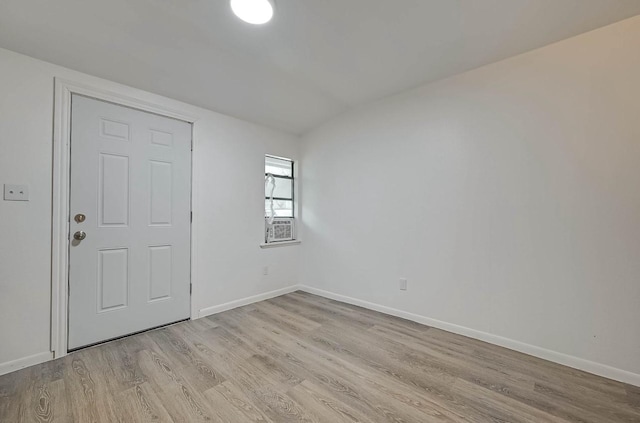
[[230, 0, 274, 25]]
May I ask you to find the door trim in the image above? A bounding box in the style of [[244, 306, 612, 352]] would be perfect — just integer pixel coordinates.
[[52, 78, 199, 358]]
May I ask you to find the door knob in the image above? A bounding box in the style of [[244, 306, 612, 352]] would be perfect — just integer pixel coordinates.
[[73, 231, 87, 241]]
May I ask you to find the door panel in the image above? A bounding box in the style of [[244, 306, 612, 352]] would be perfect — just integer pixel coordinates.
[[149, 245, 172, 301], [149, 160, 173, 225], [68, 95, 191, 350], [99, 153, 130, 226], [97, 248, 129, 312]]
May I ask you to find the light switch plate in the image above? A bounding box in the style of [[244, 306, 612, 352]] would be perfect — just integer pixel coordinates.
[[4, 184, 29, 201]]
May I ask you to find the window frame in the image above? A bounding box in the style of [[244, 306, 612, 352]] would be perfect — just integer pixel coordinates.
[[265, 155, 295, 219]]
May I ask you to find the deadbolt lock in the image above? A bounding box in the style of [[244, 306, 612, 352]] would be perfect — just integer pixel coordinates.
[[74, 213, 86, 223]]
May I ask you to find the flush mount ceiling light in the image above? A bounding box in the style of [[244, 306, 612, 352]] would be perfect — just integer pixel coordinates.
[[230, 0, 274, 25]]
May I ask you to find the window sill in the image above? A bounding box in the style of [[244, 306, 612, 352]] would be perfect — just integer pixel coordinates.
[[260, 240, 301, 249]]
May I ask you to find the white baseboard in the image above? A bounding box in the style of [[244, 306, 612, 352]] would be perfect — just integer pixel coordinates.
[[298, 285, 640, 388], [198, 285, 300, 319], [0, 351, 54, 377]]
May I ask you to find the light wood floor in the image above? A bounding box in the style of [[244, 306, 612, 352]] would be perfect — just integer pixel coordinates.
[[1, 292, 639, 422]]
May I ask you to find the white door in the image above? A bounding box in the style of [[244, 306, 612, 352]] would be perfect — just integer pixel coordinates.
[[68, 95, 192, 350]]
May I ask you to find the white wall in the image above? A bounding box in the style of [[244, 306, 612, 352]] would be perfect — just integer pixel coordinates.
[[0, 47, 300, 372], [300, 16, 640, 382]]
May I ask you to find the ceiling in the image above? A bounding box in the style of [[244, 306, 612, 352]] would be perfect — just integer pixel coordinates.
[[1, 1, 640, 134]]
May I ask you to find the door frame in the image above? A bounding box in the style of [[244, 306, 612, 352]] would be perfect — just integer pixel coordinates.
[[52, 77, 199, 358]]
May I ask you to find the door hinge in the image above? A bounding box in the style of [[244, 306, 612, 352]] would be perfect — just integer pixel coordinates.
[[190, 283, 192, 295], [190, 211, 193, 223], [191, 138, 193, 151]]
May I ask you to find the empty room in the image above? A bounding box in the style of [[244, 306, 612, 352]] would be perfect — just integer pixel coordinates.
[[1, 1, 639, 421]]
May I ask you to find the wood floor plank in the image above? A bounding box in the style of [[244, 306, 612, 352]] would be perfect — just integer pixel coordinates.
[[135, 346, 218, 422], [203, 380, 273, 423], [1, 291, 638, 422], [286, 379, 376, 423]]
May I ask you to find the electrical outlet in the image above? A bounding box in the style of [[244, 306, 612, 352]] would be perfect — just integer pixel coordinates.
[[399, 278, 408, 291], [263, 266, 269, 276], [3, 184, 29, 201]]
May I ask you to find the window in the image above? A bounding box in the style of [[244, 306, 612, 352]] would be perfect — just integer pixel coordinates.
[[265, 155, 294, 218], [264, 155, 295, 244]]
